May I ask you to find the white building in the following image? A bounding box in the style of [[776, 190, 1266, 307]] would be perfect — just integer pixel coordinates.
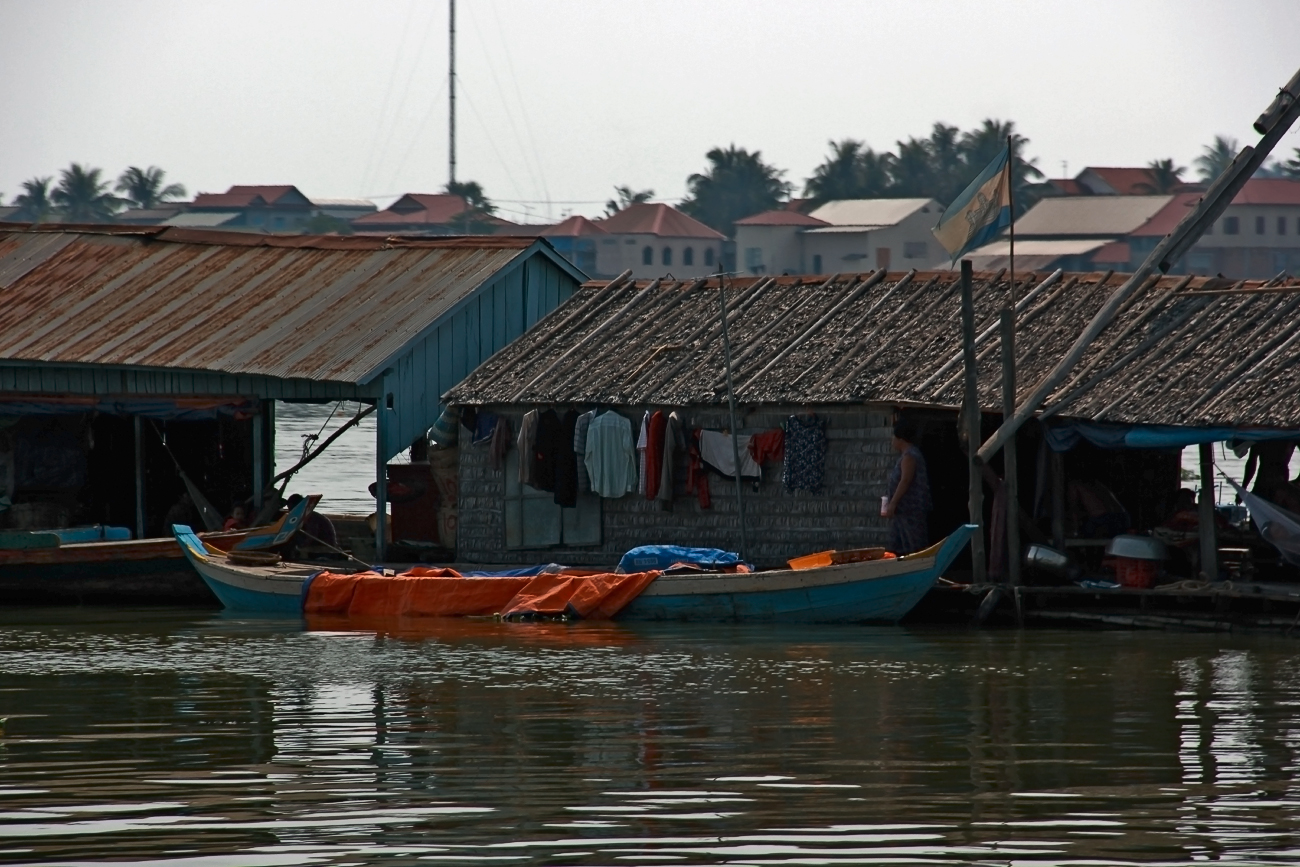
[[734, 198, 949, 276], [592, 203, 725, 279]]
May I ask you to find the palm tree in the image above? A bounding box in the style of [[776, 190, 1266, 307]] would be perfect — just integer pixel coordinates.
[[445, 180, 497, 234], [116, 166, 186, 210], [889, 137, 934, 198], [681, 145, 791, 237], [805, 139, 893, 203], [10, 177, 55, 223], [604, 186, 654, 217], [1195, 136, 1238, 183], [1283, 148, 1300, 179], [51, 164, 122, 223], [1135, 158, 1186, 194]]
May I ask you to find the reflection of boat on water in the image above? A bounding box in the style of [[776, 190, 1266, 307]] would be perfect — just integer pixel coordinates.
[[176, 524, 976, 624], [0, 495, 321, 605]]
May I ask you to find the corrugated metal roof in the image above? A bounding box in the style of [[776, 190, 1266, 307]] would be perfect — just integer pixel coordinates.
[[1015, 195, 1173, 237], [446, 270, 1300, 430], [0, 227, 546, 386], [806, 198, 936, 227]]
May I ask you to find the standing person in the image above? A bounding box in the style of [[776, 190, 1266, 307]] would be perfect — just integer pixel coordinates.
[[883, 419, 932, 554]]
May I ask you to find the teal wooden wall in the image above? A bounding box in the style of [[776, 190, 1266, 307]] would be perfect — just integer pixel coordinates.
[[379, 252, 579, 459]]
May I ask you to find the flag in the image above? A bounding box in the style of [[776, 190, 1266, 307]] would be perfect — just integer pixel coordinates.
[[931, 145, 1012, 263]]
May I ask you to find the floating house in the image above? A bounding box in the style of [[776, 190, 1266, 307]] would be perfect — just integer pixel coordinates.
[[0, 226, 585, 556], [445, 268, 1300, 570]]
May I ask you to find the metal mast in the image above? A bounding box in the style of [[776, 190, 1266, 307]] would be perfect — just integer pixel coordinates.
[[448, 0, 456, 185]]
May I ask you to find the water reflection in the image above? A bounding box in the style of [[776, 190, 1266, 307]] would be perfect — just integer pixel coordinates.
[[0, 613, 1299, 863]]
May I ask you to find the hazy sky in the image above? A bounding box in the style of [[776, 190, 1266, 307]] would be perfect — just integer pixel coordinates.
[[3, 0, 1298, 223]]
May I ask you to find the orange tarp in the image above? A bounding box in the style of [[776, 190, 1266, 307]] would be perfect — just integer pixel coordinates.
[[303, 567, 659, 620]]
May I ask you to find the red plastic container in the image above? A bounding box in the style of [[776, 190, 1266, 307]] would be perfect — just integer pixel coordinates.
[[1111, 556, 1158, 589]]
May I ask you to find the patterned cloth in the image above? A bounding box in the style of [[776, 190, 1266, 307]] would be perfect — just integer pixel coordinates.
[[887, 445, 932, 555], [782, 414, 827, 493]]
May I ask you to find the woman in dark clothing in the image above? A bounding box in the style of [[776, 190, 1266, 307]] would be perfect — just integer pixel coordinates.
[[883, 419, 932, 554]]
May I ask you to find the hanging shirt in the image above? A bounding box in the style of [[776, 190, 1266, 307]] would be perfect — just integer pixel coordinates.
[[748, 428, 785, 465], [636, 412, 650, 496], [516, 410, 539, 486], [532, 409, 564, 493], [699, 430, 761, 479], [574, 410, 596, 494], [783, 414, 828, 493], [553, 410, 579, 508], [657, 411, 682, 509], [584, 411, 638, 498], [645, 411, 667, 500]]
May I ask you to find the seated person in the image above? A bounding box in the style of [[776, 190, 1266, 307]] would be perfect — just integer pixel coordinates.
[[222, 506, 248, 532], [282, 493, 338, 558], [1068, 479, 1130, 538], [163, 492, 195, 532]]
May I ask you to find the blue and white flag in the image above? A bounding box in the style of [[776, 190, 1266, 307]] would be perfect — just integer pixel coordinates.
[[932, 145, 1012, 263]]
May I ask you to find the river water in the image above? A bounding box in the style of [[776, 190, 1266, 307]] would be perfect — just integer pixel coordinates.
[[3, 611, 1300, 865]]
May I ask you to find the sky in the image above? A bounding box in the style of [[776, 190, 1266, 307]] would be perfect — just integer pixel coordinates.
[[2, 0, 1299, 224]]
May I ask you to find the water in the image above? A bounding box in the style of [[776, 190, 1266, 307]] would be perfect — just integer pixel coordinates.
[[274, 402, 384, 515], [3, 611, 1300, 865]]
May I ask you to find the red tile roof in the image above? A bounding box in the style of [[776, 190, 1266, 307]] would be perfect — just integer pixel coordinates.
[[193, 185, 304, 208], [1048, 178, 1086, 195], [541, 215, 609, 237], [596, 203, 724, 239], [734, 209, 830, 227], [1078, 168, 1202, 196], [1231, 178, 1300, 205], [353, 194, 469, 226]]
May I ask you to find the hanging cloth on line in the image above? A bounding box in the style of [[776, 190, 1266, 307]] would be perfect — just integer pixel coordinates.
[[698, 430, 761, 479], [1224, 474, 1300, 567]]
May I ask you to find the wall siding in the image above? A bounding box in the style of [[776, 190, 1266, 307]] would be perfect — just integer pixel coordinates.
[[457, 404, 899, 568]]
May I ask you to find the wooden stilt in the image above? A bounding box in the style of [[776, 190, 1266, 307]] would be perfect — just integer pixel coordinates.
[[133, 415, 145, 540], [375, 396, 389, 562], [1199, 442, 1218, 581], [961, 260, 987, 583], [1051, 450, 1066, 550], [1001, 310, 1021, 587]]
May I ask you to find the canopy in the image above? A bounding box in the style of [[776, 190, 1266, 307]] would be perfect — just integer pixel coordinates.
[[1043, 420, 1300, 452]]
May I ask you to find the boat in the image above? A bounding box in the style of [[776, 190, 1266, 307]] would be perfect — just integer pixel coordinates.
[[0, 495, 322, 606], [174, 524, 977, 623]]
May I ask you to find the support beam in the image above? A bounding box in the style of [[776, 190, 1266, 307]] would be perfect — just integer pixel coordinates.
[[252, 402, 265, 510], [375, 396, 389, 562], [1199, 442, 1218, 581], [133, 415, 145, 540], [961, 260, 987, 583], [1001, 309, 1021, 587]]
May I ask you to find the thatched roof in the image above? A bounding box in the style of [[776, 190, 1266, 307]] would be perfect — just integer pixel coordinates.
[[445, 268, 1300, 429]]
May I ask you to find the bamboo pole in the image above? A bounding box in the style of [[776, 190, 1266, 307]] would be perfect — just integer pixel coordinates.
[[1001, 309, 1020, 588], [961, 260, 986, 582], [718, 278, 749, 560]]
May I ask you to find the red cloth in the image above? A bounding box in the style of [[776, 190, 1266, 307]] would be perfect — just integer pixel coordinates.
[[748, 428, 785, 464], [686, 429, 711, 508], [645, 411, 667, 500], [304, 567, 660, 620]]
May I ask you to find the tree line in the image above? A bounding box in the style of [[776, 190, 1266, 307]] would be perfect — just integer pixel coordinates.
[[7, 165, 185, 223]]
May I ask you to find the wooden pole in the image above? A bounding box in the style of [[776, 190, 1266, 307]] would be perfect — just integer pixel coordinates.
[[1198, 442, 1218, 581], [375, 396, 388, 562], [718, 277, 749, 560], [961, 260, 986, 583], [1003, 135, 1020, 587], [252, 402, 265, 511], [1001, 310, 1021, 587], [133, 415, 145, 540]]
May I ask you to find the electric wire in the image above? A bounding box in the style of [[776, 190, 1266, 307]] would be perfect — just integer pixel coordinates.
[[358, 0, 419, 196]]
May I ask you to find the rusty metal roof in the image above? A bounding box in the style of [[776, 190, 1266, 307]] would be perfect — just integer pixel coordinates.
[[0, 227, 557, 385], [446, 269, 1300, 430]]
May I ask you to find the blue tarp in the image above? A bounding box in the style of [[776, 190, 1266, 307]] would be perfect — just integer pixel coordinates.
[[617, 545, 748, 574], [1043, 420, 1300, 452]]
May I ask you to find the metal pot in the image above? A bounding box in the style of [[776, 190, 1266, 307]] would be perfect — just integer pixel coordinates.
[[1024, 543, 1071, 578]]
